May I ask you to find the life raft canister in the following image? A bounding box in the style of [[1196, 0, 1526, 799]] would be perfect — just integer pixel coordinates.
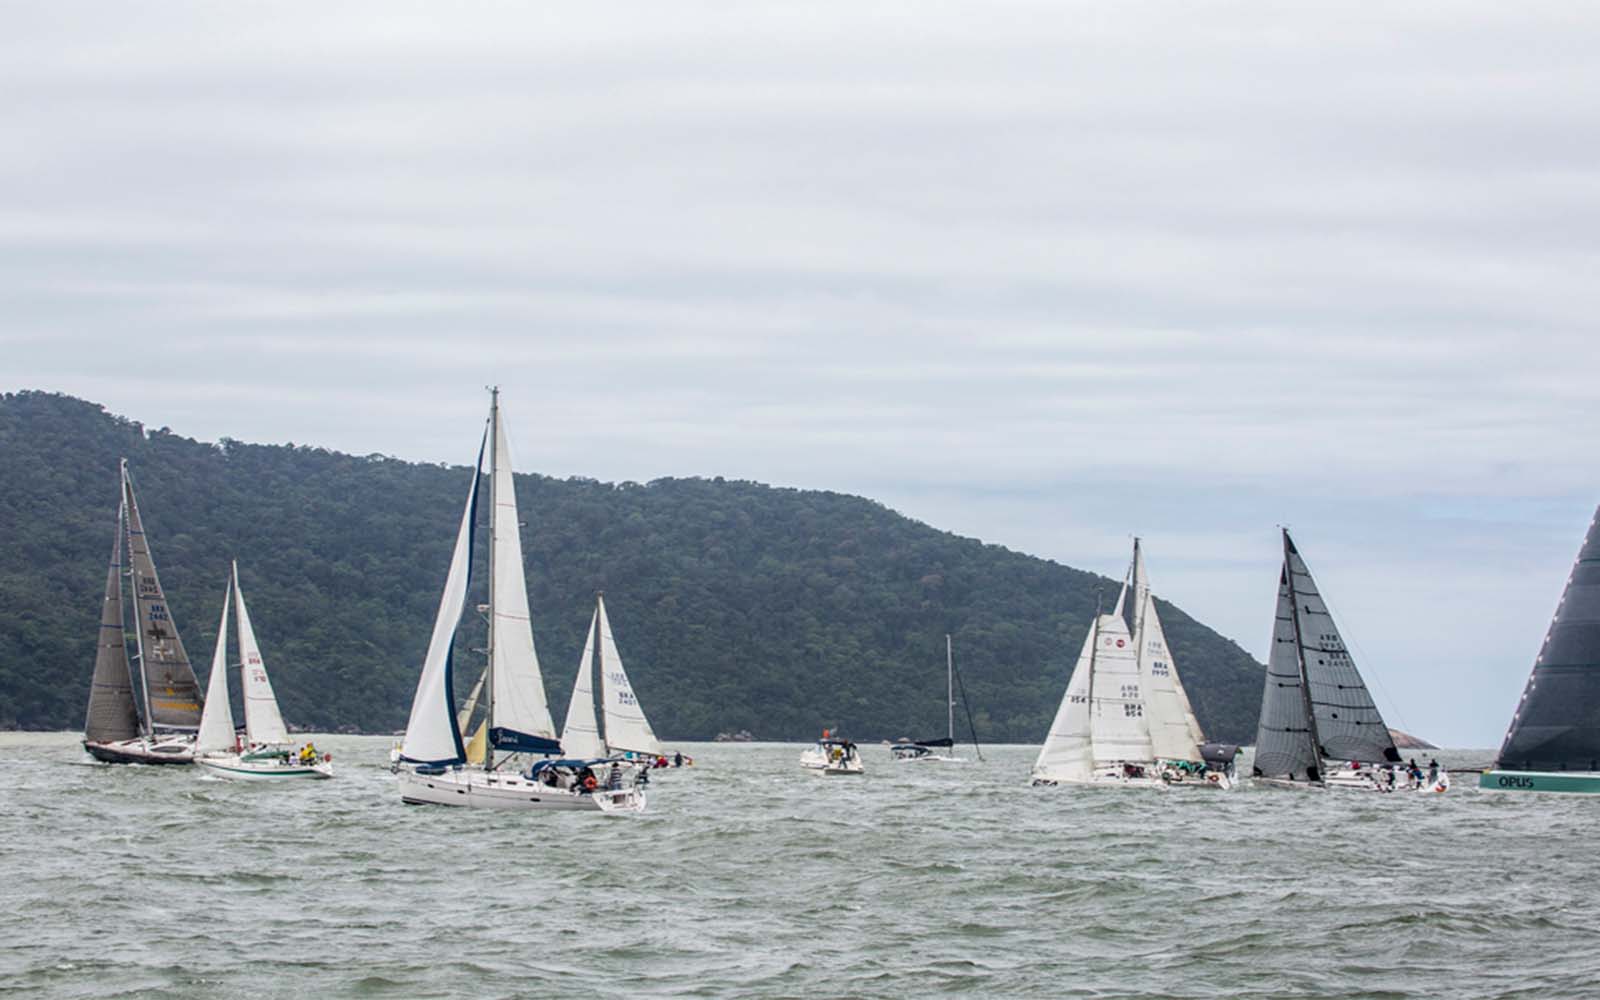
[[582, 775, 598, 791]]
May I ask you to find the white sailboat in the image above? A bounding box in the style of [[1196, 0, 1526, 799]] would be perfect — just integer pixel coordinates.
[[394, 389, 645, 813], [1251, 530, 1405, 791], [559, 593, 671, 765], [1032, 540, 1214, 788], [82, 461, 205, 765], [800, 732, 865, 774], [194, 563, 332, 780], [889, 635, 979, 763]]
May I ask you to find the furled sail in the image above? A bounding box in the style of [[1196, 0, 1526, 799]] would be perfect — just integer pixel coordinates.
[[84, 505, 141, 744], [399, 435, 484, 766], [1030, 623, 1097, 782], [1495, 506, 1600, 772], [1252, 566, 1322, 781], [487, 403, 560, 755], [1285, 533, 1399, 764], [195, 584, 236, 755], [233, 563, 290, 747], [1128, 541, 1205, 763], [1087, 612, 1153, 765], [559, 612, 606, 760], [122, 462, 204, 730], [595, 595, 663, 757]]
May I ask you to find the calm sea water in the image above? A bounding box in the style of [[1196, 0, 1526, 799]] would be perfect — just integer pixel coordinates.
[[2, 734, 1594, 999]]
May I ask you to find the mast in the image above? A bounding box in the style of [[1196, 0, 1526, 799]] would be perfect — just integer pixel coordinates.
[[123, 462, 154, 740], [946, 634, 954, 744], [484, 386, 498, 770], [1281, 529, 1324, 781], [1086, 613, 1101, 756], [594, 591, 607, 753]]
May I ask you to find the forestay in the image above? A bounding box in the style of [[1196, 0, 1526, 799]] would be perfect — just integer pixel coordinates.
[[487, 405, 559, 755], [123, 463, 204, 730], [560, 613, 606, 760], [1286, 535, 1398, 764], [1031, 625, 1097, 782], [233, 563, 289, 747], [1495, 506, 1600, 771], [398, 434, 484, 766], [84, 507, 141, 744], [195, 585, 236, 755], [1253, 567, 1321, 781], [596, 595, 663, 757]]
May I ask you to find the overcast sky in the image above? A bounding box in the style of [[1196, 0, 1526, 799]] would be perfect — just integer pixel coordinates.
[[6, 2, 1598, 746]]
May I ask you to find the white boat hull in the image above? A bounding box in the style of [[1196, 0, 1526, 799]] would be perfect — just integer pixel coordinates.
[[799, 747, 864, 774], [196, 754, 333, 780], [83, 735, 195, 765], [396, 766, 646, 812]]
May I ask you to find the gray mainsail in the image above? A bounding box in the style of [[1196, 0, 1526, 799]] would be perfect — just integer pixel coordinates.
[[122, 461, 203, 731], [1286, 534, 1399, 764], [1252, 564, 1322, 781], [83, 504, 141, 744], [1495, 506, 1600, 772]]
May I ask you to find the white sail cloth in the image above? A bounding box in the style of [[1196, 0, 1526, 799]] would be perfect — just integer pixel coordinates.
[[399, 435, 483, 766], [195, 585, 236, 755], [233, 564, 290, 747], [488, 406, 558, 751], [1032, 624, 1097, 782], [596, 595, 663, 757], [1127, 543, 1206, 763], [560, 613, 606, 759]]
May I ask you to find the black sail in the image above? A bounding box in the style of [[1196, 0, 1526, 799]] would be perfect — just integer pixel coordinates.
[[1495, 506, 1600, 772], [83, 506, 141, 743], [123, 463, 204, 730]]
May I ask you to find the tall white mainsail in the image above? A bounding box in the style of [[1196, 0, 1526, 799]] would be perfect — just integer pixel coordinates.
[[1127, 541, 1206, 763], [232, 563, 290, 747], [595, 594, 663, 757], [195, 585, 236, 756], [399, 433, 484, 766], [1031, 622, 1098, 782], [1087, 611, 1153, 765], [486, 395, 559, 757], [560, 613, 606, 759]]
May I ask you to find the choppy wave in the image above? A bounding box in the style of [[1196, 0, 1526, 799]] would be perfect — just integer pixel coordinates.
[[1, 735, 1591, 998]]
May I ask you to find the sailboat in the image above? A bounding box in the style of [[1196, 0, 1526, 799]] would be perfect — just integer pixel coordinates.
[[1251, 529, 1403, 791], [1481, 505, 1600, 794], [559, 593, 669, 764], [394, 389, 645, 812], [193, 563, 331, 779], [889, 635, 981, 763], [82, 461, 204, 765], [1031, 540, 1217, 787]]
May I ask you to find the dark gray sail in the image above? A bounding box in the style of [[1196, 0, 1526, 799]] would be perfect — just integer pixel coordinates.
[[83, 506, 141, 743], [1495, 506, 1600, 772], [1286, 534, 1400, 764], [122, 463, 203, 730], [1252, 565, 1322, 781]]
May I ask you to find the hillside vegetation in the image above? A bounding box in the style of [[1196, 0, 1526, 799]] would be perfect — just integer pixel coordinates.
[[0, 391, 1265, 742]]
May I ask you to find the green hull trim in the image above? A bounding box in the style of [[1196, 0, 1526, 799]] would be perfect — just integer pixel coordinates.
[[1479, 770, 1600, 793]]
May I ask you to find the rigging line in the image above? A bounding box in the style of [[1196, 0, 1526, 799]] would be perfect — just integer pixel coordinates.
[[1315, 587, 1412, 738], [949, 642, 984, 762]]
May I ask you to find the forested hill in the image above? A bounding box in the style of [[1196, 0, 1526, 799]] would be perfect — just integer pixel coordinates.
[[0, 391, 1266, 743]]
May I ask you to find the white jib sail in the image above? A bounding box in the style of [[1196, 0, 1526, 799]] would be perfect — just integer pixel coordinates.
[[1088, 613, 1154, 766], [232, 563, 290, 747], [195, 584, 235, 755], [595, 595, 663, 757], [559, 611, 606, 759], [488, 407, 557, 746], [1031, 624, 1097, 782], [400, 438, 483, 765]]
